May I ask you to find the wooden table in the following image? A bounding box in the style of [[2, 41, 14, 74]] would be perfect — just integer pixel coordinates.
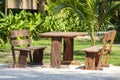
[[38, 32, 87, 68]]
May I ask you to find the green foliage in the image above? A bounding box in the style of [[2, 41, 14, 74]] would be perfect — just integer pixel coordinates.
[[53, 0, 120, 45], [0, 0, 120, 47], [43, 9, 85, 32], [114, 19, 120, 43], [44, 0, 86, 32], [0, 0, 5, 13], [0, 10, 45, 46]]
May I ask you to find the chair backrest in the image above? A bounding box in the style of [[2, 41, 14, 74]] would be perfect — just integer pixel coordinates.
[[10, 30, 32, 48], [102, 30, 116, 53]]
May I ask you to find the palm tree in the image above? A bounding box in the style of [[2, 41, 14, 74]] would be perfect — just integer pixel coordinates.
[[53, 0, 120, 45]]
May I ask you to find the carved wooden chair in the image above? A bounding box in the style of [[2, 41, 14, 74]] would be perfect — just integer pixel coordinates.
[[10, 30, 46, 68], [83, 30, 116, 70]]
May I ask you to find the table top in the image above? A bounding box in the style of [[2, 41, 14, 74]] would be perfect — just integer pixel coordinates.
[[38, 32, 88, 38]]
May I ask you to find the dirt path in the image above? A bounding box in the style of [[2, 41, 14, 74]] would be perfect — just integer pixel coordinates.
[[0, 64, 120, 80]]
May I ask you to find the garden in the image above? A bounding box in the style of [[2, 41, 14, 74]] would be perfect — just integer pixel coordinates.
[[0, 0, 120, 67]]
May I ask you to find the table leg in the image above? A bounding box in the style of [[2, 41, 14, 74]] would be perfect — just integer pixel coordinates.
[[51, 37, 62, 68], [63, 38, 74, 61]]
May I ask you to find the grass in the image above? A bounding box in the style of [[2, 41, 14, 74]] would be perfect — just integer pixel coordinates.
[[0, 38, 120, 66]]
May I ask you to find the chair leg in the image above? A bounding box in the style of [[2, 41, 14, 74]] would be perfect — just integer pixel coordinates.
[[33, 49, 44, 65], [84, 52, 103, 70], [18, 50, 28, 68], [29, 51, 32, 62], [96, 54, 103, 70], [12, 51, 16, 68], [85, 52, 95, 70], [103, 53, 110, 67]]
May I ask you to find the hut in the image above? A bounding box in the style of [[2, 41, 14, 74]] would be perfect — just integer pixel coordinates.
[[5, 0, 45, 15]]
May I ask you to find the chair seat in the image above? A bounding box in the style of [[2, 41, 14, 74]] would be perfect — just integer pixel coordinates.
[[14, 46, 46, 51], [83, 46, 102, 53]]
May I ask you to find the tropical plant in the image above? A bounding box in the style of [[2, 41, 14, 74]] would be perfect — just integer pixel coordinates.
[[113, 9, 120, 43], [0, 0, 5, 13], [53, 0, 120, 45], [0, 10, 45, 46], [44, 0, 86, 32]]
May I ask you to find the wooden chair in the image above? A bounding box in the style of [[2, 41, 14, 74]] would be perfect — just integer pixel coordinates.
[[10, 30, 46, 68], [83, 30, 116, 70]]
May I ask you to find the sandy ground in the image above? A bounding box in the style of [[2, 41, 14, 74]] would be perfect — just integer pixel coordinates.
[[0, 64, 120, 80]]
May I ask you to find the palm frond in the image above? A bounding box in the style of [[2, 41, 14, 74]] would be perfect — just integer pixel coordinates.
[[53, 3, 86, 20], [101, 1, 120, 24]]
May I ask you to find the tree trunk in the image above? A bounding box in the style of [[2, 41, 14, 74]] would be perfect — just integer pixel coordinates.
[[37, 0, 46, 13], [90, 32, 95, 46]]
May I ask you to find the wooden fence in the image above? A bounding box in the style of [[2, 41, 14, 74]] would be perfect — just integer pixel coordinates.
[[6, 0, 37, 9]]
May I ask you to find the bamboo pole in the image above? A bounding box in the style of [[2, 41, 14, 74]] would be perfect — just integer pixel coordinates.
[[5, 0, 8, 16]]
